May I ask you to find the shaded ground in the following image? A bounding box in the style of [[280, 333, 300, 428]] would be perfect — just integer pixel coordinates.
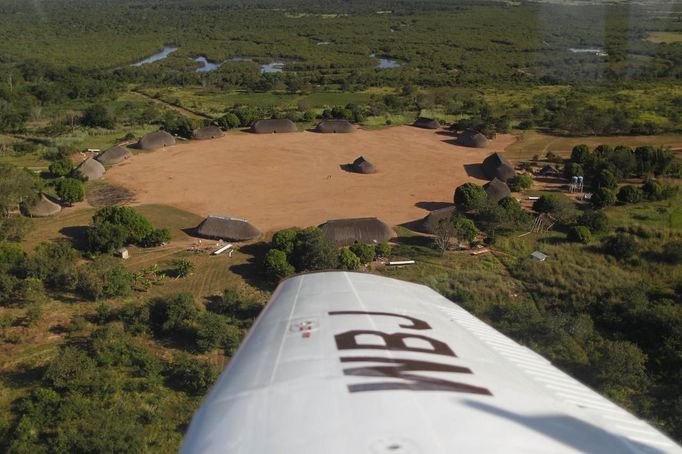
[[105, 126, 516, 232]]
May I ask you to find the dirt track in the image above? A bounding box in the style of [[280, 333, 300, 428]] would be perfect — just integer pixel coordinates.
[[105, 126, 516, 233]]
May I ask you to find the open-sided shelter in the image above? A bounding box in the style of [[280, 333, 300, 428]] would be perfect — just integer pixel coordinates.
[[74, 158, 105, 181], [250, 119, 297, 134], [413, 117, 440, 129], [315, 120, 355, 133], [319, 217, 393, 246], [195, 215, 260, 241], [193, 125, 224, 140], [96, 145, 132, 165], [456, 129, 490, 148], [482, 152, 516, 182], [484, 178, 511, 203], [137, 131, 176, 150]]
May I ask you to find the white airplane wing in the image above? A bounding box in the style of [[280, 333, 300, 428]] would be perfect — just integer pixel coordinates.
[[181, 272, 682, 454]]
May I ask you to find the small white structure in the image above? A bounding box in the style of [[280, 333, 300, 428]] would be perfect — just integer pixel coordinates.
[[212, 243, 234, 256], [386, 260, 415, 266], [531, 251, 548, 262], [115, 247, 129, 260]]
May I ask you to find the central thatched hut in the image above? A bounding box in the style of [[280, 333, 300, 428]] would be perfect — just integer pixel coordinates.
[[96, 145, 132, 165], [193, 125, 224, 140], [482, 152, 516, 182], [315, 120, 355, 133], [484, 178, 511, 203], [319, 217, 393, 246], [456, 129, 490, 148], [74, 158, 105, 181], [195, 215, 260, 241], [413, 117, 440, 129], [250, 119, 297, 134], [137, 131, 176, 150], [350, 156, 376, 174], [421, 206, 457, 234], [27, 194, 61, 217]]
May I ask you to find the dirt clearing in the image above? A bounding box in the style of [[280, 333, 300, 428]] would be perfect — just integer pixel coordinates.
[[105, 126, 516, 232]]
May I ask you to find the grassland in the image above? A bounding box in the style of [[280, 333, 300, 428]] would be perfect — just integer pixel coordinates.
[[647, 31, 682, 44]]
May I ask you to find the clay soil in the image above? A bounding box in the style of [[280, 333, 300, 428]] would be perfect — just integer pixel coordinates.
[[105, 126, 516, 233]]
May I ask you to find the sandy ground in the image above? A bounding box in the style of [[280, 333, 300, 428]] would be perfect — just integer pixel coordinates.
[[105, 126, 516, 232]]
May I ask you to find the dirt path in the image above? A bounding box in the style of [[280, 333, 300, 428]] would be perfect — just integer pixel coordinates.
[[105, 126, 516, 233], [130, 90, 211, 120]]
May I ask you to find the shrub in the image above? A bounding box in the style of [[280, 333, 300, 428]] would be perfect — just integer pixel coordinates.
[[167, 353, 217, 395], [208, 288, 262, 320], [337, 248, 361, 270], [119, 303, 150, 335], [48, 159, 73, 177], [196, 312, 242, 353], [263, 249, 294, 282], [577, 210, 609, 234], [76, 256, 132, 301], [55, 178, 84, 205], [507, 174, 533, 192], [43, 347, 96, 391], [454, 217, 479, 243], [594, 169, 617, 190], [291, 227, 337, 272], [454, 183, 487, 211], [86, 222, 128, 254], [570, 144, 591, 164], [563, 162, 584, 179], [641, 180, 664, 201], [603, 234, 638, 260], [617, 185, 643, 204], [567, 226, 592, 243], [375, 242, 391, 258], [532, 193, 577, 223], [660, 240, 682, 265], [271, 228, 297, 256], [171, 259, 194, 278], [349, 243, 376, 264], [139, 228, 171, 247], [591, 187, 616, 208], [149, 293, 197, 335], [217, 112, 240, 129], [91, 206, 154, 244]]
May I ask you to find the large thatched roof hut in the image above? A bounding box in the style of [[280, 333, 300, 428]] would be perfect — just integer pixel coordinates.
[[413, 117, 440, 129], [195, 215, 260, 241], [137, 131, 176, 150], [421, 206, 457, 234], [315, 120, 355, 133], [74, 158, 105, 181], [27, 194, 61, 217], [250, 119, 297, 134], [456, 129, 490, 148], [482, 152, 516, 182], [193, 125, 224, 140], [350, 156, 376, 174], [319, 217, 393, 246], [484, 178, 511, 203], [96, 145, 132, 165]]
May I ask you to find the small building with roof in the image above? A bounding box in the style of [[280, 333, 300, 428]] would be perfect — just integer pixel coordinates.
[[413, 117, 440, 129], [96, 145, 132, 166], [482, 152, 516, 182], [421, 206, 457, 234], [27, 193, 61, 217], [250, 119, 297, 134], [537, 165, 560, 177], [319, 217, 393, 246], [531, 251, 548, 262], [193, 125, 224, 140], [137, 131, 176, 150], [74, 158, 105, 181], [484, 178, 511, 203], [195, 215, 260, 241], [315, 120, 355, 133], [350, 156, 376, 174], [456, 129, 490, 148]]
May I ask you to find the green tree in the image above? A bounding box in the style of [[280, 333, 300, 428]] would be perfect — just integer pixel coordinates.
[[567, 226, 592, 243], [660, 240, 682, 265], [641, 180, 664, 201], [454, 183, 487, 211], [91, 206, 153, 244], [507, 174, 533, 192], [532, 194, 576, 224], [86, 221, 128, 254], [55, 178, 84, 206], [591, 188, 616, 208], [171, 259, 194, 278], [563, 162, 584, 179], [617, 185, 643, 204], [167, 352, 217, 395], [48, 159, 73, 178], [337, 248, 361, 270], [375, 243, 391, 258], [577, 210, 609, 234], [217, 113, 240, 129], [349, 243, 376, 264], [594, 169, 617, 190], [262, 248, 294, 282], [0, 164, 41, 216], [149, 293, 198, 335], [453, 217, 479, 243], [43, 347, 96, 391], [25, 241, 78, 290], [139, 228, 171, 247], [196, 312, 242, 353], [82, 104, 114, 129], [570, 144, 591, 164], [593, 340, 648, 404], [271, 228, 297, 256], [76, 256, 132, 301], [291, 227, 337, 272], [603, 234, 638, 260]]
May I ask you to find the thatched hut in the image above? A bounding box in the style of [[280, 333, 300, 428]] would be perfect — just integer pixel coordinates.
[[195, 215, 260, 241], [137, 131, 176, 150], [74, 158, 105, 181], [456, 129, 490, 148], [193, 125, 224, 140], [250, 119, 297, 134], [413, 117, 440, 129], [350, 156, 376, 174], [421, 206, 457, 234], [96, 145, 132, 165], [315, 120, 355, 133], [484, 178, 511, 203], [27, 194, 61, 217], [482, 152, 516, 182], [319, 217, 393, 246], [537, 165, 560, 177]]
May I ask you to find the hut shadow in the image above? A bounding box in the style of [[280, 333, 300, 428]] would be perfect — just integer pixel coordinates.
[[435, 130, 456, 137], [398, 219, 428, 234], [464, 164, 488, 181], [59, 226, 89, 251], [339, 164, 354, 173], [229, 242, 274, 291], [415, 201, 452, 211]]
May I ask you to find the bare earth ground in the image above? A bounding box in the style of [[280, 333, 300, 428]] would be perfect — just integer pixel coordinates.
[[105, 126, 516, 232]]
